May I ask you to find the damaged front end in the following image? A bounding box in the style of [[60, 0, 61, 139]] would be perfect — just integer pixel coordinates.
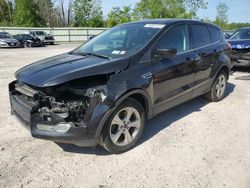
[[231, 49, 250, 67], [9, 75, 113, 146]]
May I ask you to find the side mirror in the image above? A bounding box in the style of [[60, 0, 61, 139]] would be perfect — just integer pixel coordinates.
[[153, 48, 177, 59], [88, 35, 96, 40]]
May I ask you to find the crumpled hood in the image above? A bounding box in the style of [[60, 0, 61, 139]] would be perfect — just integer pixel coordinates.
[[0, 38, 19, 43], [15, 53, 129, 87]]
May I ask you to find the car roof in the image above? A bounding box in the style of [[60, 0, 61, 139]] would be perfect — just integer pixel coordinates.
[[120, 19, 220, 29]]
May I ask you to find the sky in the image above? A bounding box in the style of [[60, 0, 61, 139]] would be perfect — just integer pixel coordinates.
[[101, 0, 250, 23]]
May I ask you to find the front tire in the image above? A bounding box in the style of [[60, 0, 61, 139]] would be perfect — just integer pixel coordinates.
[[100, 98, 146, 154], [204, 71, 228, 102]]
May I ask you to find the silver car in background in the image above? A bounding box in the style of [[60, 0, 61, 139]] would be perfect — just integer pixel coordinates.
[[0, 34, 21, 48]]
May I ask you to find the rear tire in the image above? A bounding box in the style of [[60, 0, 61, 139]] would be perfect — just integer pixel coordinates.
[[100, 98, 145, 154], [204, 71, 228, 102]]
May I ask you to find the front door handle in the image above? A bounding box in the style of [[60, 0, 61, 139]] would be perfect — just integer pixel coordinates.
[[142, 72, 152, 79]]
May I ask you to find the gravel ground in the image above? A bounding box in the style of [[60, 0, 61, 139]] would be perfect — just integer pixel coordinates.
[[0, 44, 250, 188]]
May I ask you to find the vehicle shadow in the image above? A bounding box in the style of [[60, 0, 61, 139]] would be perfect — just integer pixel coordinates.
[[232, 67, 250, 80], [232, 66, 250, 73], [139, 82, 235, 146], [56, 142, 110, 155], [57, 82, 235, 155]]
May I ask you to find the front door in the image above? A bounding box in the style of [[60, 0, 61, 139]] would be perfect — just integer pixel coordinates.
[[150, 24, 197, 115]]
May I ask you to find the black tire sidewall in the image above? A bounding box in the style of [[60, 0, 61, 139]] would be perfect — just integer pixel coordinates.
[[211, 71, 228, 102], [102, 98, 146, 154]]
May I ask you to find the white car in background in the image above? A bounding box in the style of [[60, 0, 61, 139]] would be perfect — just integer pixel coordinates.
[[29, 31, 55, 45]]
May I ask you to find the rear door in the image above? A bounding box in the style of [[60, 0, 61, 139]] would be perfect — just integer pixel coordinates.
[[150, 24, 197, 114], [190, 24, 216, 97]]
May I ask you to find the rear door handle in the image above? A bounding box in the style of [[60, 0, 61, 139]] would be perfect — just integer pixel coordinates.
[[214, 49, 223, 53], [186, 57, 194, 64], [198, 52, 207, 57]]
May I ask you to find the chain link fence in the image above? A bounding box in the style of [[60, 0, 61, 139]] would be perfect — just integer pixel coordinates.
[[0, 27, 236, 42], [0, 27, 107, 42]]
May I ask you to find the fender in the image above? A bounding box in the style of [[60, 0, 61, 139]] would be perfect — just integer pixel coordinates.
[[94, 88, 152, 138], [211, 53, 231, 83]]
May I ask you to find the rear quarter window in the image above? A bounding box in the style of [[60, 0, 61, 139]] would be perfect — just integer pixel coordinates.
[[208, 27, 221, 43], [191, 24, 211, 48]]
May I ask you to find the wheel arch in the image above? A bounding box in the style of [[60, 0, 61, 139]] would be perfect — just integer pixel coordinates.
[[213, 64, 230, 82], [95, 89, 152, 138]]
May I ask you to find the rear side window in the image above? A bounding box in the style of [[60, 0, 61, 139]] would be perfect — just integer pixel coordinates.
[[191, 24, 211, 48], [209, 27, 221, 43]]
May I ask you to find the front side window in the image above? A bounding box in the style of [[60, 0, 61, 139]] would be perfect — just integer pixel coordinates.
[[155, 24, 190, 53], [35, 31, 45, 35], [191, 24, 211, 48], [23, 35, 33, 40], [72, 23, 164, 59], [0, 34, 11, 38]]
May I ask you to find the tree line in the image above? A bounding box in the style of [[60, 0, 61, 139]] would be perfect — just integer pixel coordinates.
[[0, 0, 249, 30]]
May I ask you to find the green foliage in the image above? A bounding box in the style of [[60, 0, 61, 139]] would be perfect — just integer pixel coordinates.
[[0, 0, 248, 29], [106, 6, 132, 27], [0, 0, 14, 25], [14, 0, 44, 27], [73, 0, 104, 27], [133, 0, 207, 20], [214, 2, 229, 29], [224, 23, 250, 30], [88, 0, 104, 27], [35, 0, 54, 26], [201, 2, 250, 31]]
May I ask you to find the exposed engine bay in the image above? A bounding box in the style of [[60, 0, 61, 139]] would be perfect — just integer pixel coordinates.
[[10, 75, 109, 128]]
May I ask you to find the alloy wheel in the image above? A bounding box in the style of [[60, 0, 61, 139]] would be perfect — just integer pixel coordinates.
[[109, 107, 141, 147], [215, 74, 226, 98]]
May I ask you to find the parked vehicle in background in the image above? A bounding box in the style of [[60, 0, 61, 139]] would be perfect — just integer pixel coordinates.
[[224, 32, 232, 39], [0, 32, 12, 37], [13, 34, 45, 47], [0, 34, 21, 48], [228, 27, 250, 67], [29, 31, 55, 45], [9, 19, 232, 153]]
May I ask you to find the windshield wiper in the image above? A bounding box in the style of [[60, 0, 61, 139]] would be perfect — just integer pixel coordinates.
[[75, 52, 110, 59]]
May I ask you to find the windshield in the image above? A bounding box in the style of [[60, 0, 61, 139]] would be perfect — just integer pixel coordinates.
[[230, 29, 250, 40], [23, 35, 33, 40], [35, 31, 46, 35], [0, 34, 11, 39], [72, 23, 165, 59]]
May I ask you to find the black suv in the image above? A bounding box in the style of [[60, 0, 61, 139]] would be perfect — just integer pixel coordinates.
[[9, 19, 232, 153]]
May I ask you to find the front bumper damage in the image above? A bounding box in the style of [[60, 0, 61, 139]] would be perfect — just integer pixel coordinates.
[[9, 79, 112, 147], [231, 49, 250, 67]]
